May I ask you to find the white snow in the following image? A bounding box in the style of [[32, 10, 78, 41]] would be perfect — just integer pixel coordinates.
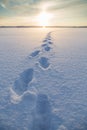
[[0, 28, 87, 130]]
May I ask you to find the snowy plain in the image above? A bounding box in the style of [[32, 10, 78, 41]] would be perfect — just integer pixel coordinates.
[[0, 28, 87, 130]]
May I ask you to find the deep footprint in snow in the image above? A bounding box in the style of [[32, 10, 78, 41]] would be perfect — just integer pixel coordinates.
[[13, 68, 34, 95], [30, 50, 40, 57], [44, 46, 51, 51], [32, 94, 52, 130], [42, 44, 51, 51], [48, 41, 53, 44], [39, 57, 50, 69], [32, 94, 63, 130], [41, 43, 47, 47]]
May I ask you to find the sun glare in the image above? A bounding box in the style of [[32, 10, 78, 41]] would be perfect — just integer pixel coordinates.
[[37, 11, 52, 27]]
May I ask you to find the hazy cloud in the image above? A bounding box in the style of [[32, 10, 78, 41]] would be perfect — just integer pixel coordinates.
[[0, 0, 87, 25], [0, 0, 87, 16]]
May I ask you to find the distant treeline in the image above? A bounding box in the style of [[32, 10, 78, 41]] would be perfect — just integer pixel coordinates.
[[0, 26, 87, 28]]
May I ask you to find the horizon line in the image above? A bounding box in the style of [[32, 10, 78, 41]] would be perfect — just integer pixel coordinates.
[[0, 25, 87, 28]]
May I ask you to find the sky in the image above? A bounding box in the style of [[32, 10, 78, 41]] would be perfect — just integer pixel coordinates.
[[0, 0, 87, 26]]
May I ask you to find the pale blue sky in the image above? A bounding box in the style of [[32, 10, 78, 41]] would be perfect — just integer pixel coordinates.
[[0, 0, 87, 25]]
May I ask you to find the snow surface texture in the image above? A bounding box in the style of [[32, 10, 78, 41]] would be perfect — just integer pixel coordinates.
[[0, 28, 87, 130]]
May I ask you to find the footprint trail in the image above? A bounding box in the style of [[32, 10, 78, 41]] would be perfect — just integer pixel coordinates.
[[9, 31, 64, 130], [42, 32, 53, 51], [38, 32, 53, 69], [12, 32, 54, 96]]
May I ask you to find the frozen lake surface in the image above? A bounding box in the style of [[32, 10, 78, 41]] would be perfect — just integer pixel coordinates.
[[0, 28, 87, 130]]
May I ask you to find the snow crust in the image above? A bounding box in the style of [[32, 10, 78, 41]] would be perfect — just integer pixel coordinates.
[[0, 28, 87, 130]]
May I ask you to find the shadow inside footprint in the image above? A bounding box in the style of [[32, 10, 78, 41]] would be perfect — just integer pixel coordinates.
[[39, 57, 50, 69], [43, 39, 47, 42], [48, 41, 53, 44], [32, 94, 52, 130], [44, 46, 51, 51], [42, 43, 47, 47], [30, 50, 40, 57], [14, 68, 34, 95]]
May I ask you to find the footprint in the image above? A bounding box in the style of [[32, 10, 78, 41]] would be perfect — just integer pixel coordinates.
[[42, 43, 51, 51], [41, 43, 47, 47], [39, 57, 50, 69], [43, 39, 47, 42], [44, 46, 51, 51], [48, 41, 53, 44], [32, 94, 52, 130], [13, 68, 34, 95], [30, 50, 40, 57]]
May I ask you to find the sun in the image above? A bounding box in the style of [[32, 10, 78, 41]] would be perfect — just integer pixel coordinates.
[[37, 11, 52, 27]]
